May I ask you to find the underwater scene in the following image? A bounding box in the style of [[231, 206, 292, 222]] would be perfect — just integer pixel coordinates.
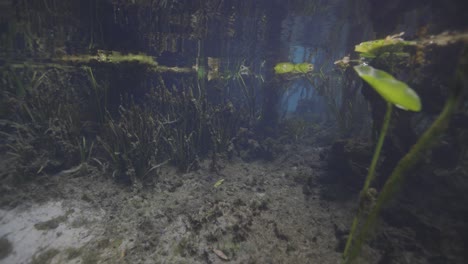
[[0, 0, 468, 263]]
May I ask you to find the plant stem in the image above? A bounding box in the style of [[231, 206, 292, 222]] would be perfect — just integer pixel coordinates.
[[342, 101, 392, 262], [342, 211, 360, 263], [363, 102, 393, 192], [347, 91, 460, 263]]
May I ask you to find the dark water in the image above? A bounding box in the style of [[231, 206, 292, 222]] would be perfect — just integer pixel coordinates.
[[1, 0, 468, 263]]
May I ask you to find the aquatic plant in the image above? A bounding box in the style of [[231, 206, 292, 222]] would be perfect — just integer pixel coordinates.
[[353, 65, 421, 111], [1, 121, 40, 183], [274, 62, 314, 74], [0, 65, 88, 184], [345, 64, 465, 263], [236, 67, 258, 120], [207, 102, 241, 170], [354, 32, 416, 59], [0, 0, 272, 185], [99, 101, 163, 184], [78, 137, 94, 165], [218, 59, 264, 121], [83, 66, 107, 123], [61, 50, 194, 73], [301, 62, 368, 138], [278, 117, 311, 143], [339, 34, 468, 263], [342, 65, 421, 263]]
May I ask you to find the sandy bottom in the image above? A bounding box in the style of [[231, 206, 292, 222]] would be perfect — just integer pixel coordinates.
[[0, 200, 104, 264], [0, 146, 381, 264]]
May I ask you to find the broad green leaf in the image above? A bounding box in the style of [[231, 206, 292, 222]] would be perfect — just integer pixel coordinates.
[[274, 62, 295, 74], [354, 65, 421, 111]]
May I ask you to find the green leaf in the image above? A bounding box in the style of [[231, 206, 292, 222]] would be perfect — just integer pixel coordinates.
[[354, 65, 421, 111], [274, 62, 295, 74], [355, 38, 415, 58], [274, 62, 314, 74], [294, 63, 314, 73]]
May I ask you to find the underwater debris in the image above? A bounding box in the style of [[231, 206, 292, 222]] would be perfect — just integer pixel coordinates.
[[207, 57, 220, 81], [213, 248, 229, 260], [214, 179, 225, 188], [333, 55, 351, 68], [239, 65, 250, 76]]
